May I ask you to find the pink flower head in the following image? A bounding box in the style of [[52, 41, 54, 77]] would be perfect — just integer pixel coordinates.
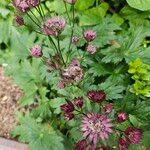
[[61, 100, 74, 113], [64, 0, 77, 5], [13, 0, 30, 12], [70, 58, 80, 67], [63, 65, 83, 81], [86, 44, 96, 54], [81, 113, 113, 145], [118, 137, 129, 150], [42, 17, 66, 37], [57, 80, 65, 89], [104, 104, 113, 114], [84, 30, 96, 42], [74, 97, 83, 109], [27, 0, 39, 7], [117, 112, 127, 123], [75, 139, 87, 150], [30, 45, 42, 58], [72, 36, 79, 45], [88, 143, 95, 150], [64, 113, 74, 121], [14, 16, 24, 26], [87, 90, 106, 103], [125, 127, 142, 144]]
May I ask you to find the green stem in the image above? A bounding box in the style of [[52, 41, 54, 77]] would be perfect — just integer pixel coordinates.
[[57, 36, 66, 66], [29, 9, 41, 24], [64, 2, 71, 24], [66, 5, 75, 64], [26, 12, 41, 29]]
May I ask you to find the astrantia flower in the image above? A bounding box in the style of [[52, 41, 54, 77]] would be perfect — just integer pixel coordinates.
[[125, 127, 142, 144], [104, 104, 113, 114], [74, 97, 83, 109], [84, 30, 96, 42], [81, 113, 113, 145], [13, 0, 30, 12], [118, 138, 129, 150], [117, 112, 127, 123], [14, 16, 24, 26], [63, 61, 83, 81], [64, 0, 77, 5], [86, 44, 96, 54], [30, 45, 42, 58], [72, 36, 79, 45], [87, 90, 106, 103], [75, 139, 87, 150], [42, 17, 66, 37], [61, 100, 74, 113], [27, 0, 39, 7]]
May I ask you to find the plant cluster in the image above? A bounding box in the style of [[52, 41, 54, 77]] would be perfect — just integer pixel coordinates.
[[0, 0, 150, 150]]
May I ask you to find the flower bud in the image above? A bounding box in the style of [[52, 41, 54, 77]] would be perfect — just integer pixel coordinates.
[[74, 97, 83, 108], [64, 113, 74, 121], [104, 103, 113, 113], [84, 30, 96, 42], [118, 137, 129, 150], [72, 36, 79, 45], [86, 44, 96, 54], [30, 45, 43, 58], [117, 112, 127, 123], [14, 16, 24, 26]]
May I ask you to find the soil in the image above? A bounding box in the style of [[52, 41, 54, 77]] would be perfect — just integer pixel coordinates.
[[0, 67, 23, 139]]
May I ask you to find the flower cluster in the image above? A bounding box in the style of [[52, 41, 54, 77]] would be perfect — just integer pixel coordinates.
[[42, 17, 66, 37], [13, 0, 39, 12]]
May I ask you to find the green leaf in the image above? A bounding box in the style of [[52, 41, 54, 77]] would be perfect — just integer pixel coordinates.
[[129, 114, 139, 127], [12, 115, 65, 150], [126, 0, 150, 11], [75, 0, 95, 10]]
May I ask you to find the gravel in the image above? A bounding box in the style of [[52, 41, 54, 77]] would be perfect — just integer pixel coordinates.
[[0, 67, 23, 139]]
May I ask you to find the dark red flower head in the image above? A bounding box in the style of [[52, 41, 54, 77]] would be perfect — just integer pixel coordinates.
[[118, 137, 129, 150], [125, 127, 142, 144], [74, 97, 84, 109], [87, 90, 106, 103], [61, 100, 74, 113], [75, 139, 87, 150], [117, 112, 127, 123]]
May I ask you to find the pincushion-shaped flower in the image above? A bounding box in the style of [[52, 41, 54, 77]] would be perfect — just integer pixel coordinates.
[[63, 66, 83, 81], [14, 16, 24, 26], [86, 44, 96, 54], [27, 0, 39, 7], [64, 0, 77, 5], [30, 45, 42, 58], [42, 17, 66, 37], [13, 0, 29, 12], [70, 58, 80, 67], [84, 30, 96, 42], [104, 104, 113, 113], [64, 113, 74, 121], [75, 139, 87, 150], [72, 36, 79, 45], [117, 112, 127, 123], [81, 113, 113, 145], [87, 90, 106, 103], [125, 127, 142, 144], [118, 138, 129, 150]]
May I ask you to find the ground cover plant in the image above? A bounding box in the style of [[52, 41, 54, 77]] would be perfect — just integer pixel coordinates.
[[0, 0, 150, 149]]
